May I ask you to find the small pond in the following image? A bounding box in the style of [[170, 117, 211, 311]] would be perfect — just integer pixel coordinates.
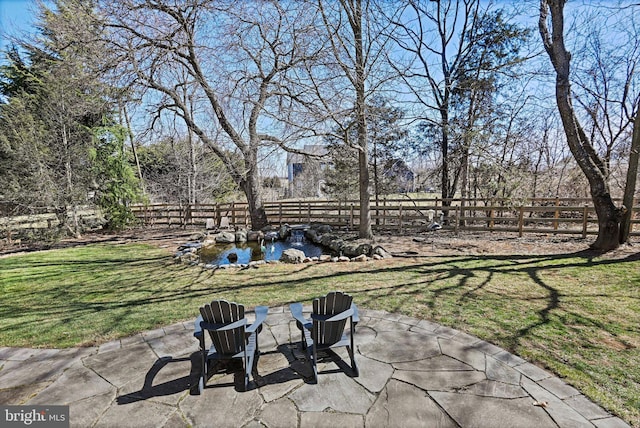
[[199, 233, 327, 265]]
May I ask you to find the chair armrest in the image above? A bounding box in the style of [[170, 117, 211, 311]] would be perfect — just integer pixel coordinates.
[[311, 307, 354, 323], [352, 303, 359, 324], [200, 318, 247, 332], [290, 302, 311, 329], [246, 305, 268, 333], [194, 315, 204, 338]]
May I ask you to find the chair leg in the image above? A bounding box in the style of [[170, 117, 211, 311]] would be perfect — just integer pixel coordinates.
[[347, 346, 359, 377], [243, 352, 250, 392], [200, 350, 207, 394], [348, 317, 358, 377], [310, 345, 318, 384]]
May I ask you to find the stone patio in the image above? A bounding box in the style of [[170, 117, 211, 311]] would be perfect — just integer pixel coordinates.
[[0, 307, 631, 428]]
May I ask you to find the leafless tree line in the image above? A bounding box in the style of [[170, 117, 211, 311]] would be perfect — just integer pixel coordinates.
[[12, 0, 638, 248]]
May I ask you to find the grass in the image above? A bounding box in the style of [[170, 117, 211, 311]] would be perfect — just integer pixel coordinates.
[[0, 242, 638, 426]]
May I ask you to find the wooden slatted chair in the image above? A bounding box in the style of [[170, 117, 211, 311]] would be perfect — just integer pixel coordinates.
[[193, 300, 268, 392], [290, 291, 359, 383]]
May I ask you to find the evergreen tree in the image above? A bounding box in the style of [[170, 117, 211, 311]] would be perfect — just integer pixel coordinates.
[[0, 0, 139, 236], [90, 125, 143, 230]]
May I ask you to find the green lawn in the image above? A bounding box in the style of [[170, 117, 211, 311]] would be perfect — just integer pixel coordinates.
[[0, 242, 638, 426]]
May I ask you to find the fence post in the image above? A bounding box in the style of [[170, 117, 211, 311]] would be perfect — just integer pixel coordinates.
[[554, 197, 560, 231], [278, 202, 282, 225], [454, 205, 459, 235], [186, 204, 192, 227], [582, 205, 588, 238], [399, 204, 403, 234], [350, 203, 354, 231], [308, 202, 311, 223], [489, 208, 495, 230], [231, 202, 236, 229], [383, 198, 387, 227], [518, 206, 524, 237]]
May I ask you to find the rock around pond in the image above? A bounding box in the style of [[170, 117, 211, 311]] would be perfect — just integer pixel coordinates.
[[174, 223, 394, 268]]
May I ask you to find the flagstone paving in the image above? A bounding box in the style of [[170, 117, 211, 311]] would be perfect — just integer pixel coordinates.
[[0, 307, 631, 428]]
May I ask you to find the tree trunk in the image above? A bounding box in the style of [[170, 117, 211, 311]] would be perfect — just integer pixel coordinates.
[[373, 139, 380, 226], [441, 109, 450, 205], [619, 106, 640, 244], [460, 147, 469, 227], [121, 105, 144, 195], [62, 122, 81, 238], [440, 107, 452, 225], [539, 0, 622, 251], [351, 0, 373, 239], [187, 96, 197, 206], [245, 187, 269, 231], [242, 152, 269, 230]]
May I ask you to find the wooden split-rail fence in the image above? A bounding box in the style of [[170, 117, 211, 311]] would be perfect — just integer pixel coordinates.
[[130, 197, 640, 238]]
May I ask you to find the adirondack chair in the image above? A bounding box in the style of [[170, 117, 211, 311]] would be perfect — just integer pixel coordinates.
[[290, 291, 359, 383], [193, 300, 268, 393]]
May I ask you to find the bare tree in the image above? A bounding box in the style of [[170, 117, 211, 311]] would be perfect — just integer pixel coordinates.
[[539, 0, 639, 250], [620, 105, 640, 243], [387, 0, 529, 217], [300, 0, 396, 239], [94, 0, 321, 229]]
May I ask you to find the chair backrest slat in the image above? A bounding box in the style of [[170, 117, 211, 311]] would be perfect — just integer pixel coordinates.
[[200, 300, 246, 355], [313, 292, 352, 346]]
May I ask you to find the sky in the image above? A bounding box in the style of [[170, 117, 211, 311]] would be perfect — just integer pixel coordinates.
[[0, 0, 38, 49]]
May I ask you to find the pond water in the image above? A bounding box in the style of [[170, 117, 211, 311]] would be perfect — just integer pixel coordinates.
[[199, 238, 327, 265]]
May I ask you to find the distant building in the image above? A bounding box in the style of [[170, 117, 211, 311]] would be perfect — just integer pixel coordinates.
[[286, 145, 329, 198]]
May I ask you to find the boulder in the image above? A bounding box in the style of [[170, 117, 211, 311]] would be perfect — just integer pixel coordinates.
[[316, 224, 333, 234], [305, 228, 321, 244], [279, 224, 291, 240], [201, 237, 216, 246], [264, 231, 280, 241], [215, 232, 236, 244], [235, 230, 247, 243], [330, 239, 345, 253], [247, 230, 264, 242], [320, 234, 344, 253], [373, 245, 393, 259], [342, 242, 372, 257], [352, 254, 368, 262], [179, 252, 199, 264], [280, 248, 306, 264], [189, 232, 206, 241], [320, 234, 338, 247]]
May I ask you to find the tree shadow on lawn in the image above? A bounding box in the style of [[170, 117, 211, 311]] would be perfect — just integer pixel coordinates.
[[4, 247, 638, 352], [68, 249, 640, 347], [289, 248, 640, 352]]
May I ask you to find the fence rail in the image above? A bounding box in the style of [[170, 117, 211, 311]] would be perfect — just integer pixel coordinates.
[[129, 197, 640, 237]]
